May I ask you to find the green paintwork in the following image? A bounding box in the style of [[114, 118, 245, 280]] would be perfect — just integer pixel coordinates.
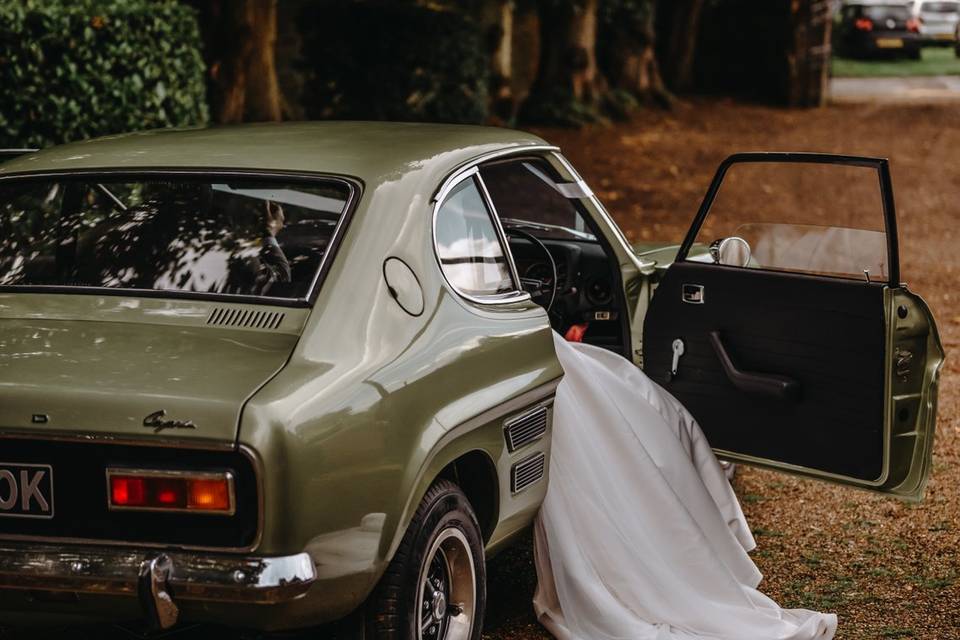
[[0, 122, 943, 629], [0, 121, 548, 189], [0, 123, 564, 628], [0, 293, 307, 444]]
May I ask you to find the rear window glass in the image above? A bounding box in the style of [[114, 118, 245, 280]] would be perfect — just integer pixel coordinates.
[[864, 5, 910, 18], [921, 1, 959, 12], [0, 177, 351, 300]]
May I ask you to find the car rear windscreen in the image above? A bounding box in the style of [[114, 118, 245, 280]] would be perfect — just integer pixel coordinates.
[[864, 5, 911, 19], [922, 1, 959, 12], [0, 176, 352, 301]]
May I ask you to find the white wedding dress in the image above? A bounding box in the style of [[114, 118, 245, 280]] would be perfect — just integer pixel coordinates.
[[533, 333, 837, 640]]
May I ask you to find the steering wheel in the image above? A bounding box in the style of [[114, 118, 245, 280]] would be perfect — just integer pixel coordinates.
[[506, 228, 558, 312]]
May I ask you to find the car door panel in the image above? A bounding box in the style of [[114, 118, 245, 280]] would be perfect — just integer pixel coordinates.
[[640, 153, 943, 500], [644, 261, 886, 482]]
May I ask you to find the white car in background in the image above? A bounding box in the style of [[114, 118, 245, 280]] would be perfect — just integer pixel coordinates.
[[909, 0, 960, 46]]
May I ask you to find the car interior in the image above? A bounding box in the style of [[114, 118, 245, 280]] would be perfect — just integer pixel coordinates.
[[479, 157, 631, 359]]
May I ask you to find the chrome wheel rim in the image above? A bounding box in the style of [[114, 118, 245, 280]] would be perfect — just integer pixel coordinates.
[[415, 527, 475, 640]]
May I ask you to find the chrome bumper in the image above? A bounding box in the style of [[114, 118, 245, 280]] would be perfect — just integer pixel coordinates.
[[0, 542, 316, 628]]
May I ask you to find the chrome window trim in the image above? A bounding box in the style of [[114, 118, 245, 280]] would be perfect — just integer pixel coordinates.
[[0, 434, 264, 554], [0, 168, 360, 307], [431, 144, 560, 205], [475, 170, 525, 291], [431, 167, 530, 306], [105, 468, 237, 516]]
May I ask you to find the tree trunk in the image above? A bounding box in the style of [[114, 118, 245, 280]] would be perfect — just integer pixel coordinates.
[[191, 0, 283, 124], [244, 0, 282, 121], [661, 0, 706, 91], [602, 1, 671, 107], [519, 0, 606, 124], [786, 0, 833, 107], [478, 0, 516, 123], [510, 3, 540, 120], [569, 0, 605, 105]]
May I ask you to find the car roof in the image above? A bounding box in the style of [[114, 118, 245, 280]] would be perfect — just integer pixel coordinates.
[[0, 121, 551, 189]]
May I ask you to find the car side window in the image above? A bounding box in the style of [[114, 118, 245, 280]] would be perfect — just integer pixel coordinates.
[[691, 161, 890, 281], [435, 176, 516, 298], [480, 158, 594, 241]]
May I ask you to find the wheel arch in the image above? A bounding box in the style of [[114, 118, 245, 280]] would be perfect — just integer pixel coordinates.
[[436, 449, 500, 544]]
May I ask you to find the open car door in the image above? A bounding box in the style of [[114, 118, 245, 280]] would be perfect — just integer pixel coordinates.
[[642, 153, 943, 501]]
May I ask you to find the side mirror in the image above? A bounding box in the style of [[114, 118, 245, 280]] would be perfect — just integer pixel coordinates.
[[710, 236, 752, 267]]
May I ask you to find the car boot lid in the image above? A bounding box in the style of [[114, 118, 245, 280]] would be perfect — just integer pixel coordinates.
[[0, 293, 307, 444]]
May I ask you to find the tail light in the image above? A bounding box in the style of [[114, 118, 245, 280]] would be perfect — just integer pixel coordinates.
[[907, 17, 921, 32], [107, 469, 235, 515], [855, 17, 874, 31]]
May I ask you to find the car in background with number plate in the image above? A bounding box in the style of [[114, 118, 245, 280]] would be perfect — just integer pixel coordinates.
[[838, 0, 924, 58]]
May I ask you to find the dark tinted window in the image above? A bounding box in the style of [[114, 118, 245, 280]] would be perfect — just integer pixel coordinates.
[[0, 177, 350, 299], [864, 5, 911, 19], [480, 159, 595, 241]]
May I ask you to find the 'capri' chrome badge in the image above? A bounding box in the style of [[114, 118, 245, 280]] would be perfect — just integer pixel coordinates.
[[143, 410, 197, 434]]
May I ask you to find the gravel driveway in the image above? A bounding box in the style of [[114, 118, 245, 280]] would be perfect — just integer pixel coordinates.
[[484, 100, 960, 640]]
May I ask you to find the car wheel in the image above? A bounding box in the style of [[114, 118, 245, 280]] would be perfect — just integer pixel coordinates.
[[364, 479, 485, 640]]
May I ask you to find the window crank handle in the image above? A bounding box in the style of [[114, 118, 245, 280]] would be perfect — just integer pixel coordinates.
[[670, 339, 685, 378]]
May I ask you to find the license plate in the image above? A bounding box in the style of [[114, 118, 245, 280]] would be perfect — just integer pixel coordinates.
[[936, 33, 955, 40], [0, 463, 54, 519], [876, 38, 904, 48]]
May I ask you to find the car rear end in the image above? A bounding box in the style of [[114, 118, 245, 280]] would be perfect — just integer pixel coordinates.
[[846, 3, 922, 56], [0, 167, 355, 630], [916, 0, 960, 44]]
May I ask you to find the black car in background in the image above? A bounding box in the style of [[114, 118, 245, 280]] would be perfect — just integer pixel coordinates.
[[838, 2, 923, 58]]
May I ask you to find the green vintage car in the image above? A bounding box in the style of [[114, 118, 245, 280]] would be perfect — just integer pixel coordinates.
[[0, 124, 943, 638]]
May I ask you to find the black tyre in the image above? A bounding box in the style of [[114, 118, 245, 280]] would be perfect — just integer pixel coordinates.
[[907, 47, 922, 60], [364, 480, 486, 640]]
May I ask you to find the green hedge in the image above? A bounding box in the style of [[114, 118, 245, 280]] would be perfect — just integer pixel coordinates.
[[0, 0, 209, 149], [299, 1, 489, 124]]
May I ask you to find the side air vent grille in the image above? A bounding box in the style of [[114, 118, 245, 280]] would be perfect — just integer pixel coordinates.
[[207, 307, 285, 330], [511, 452, 546, 494], [504, 406, 548, 452]]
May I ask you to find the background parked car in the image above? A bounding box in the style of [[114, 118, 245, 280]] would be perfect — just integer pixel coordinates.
[[908, 0, 960, 47], [838, 1, 924, 59]]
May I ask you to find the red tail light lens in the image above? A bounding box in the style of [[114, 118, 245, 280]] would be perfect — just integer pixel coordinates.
[[907, 18, 921, 32], [108, 470, 234, 514], [855, 17, 874, 31]]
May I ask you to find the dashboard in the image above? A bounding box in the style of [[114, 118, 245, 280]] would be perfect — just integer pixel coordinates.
[[507, 237, 625, 352]]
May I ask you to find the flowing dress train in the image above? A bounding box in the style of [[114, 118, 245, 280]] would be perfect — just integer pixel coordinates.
[[533, 333, 837, 640]]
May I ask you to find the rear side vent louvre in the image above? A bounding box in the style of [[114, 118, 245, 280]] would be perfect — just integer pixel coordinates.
[[207, 307, 285, 330], [504, 406, 548, 452], [511, 452, 546, 494]]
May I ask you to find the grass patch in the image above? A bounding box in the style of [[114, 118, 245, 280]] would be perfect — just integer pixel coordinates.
[[786, 576, 857, 609], [909, 570, 956, 590], [880, 628, 915, 638], [832, 47, 960, 77]]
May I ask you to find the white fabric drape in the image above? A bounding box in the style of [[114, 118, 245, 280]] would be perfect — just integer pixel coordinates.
[[533, 333, 837, 640]]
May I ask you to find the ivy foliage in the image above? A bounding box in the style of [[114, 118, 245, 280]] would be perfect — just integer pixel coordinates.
[[299, 1, 489, 124], [0, 0, 209, 149]]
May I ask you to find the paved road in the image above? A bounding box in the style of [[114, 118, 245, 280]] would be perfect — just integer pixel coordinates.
[[831, 75, 960, 102]]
